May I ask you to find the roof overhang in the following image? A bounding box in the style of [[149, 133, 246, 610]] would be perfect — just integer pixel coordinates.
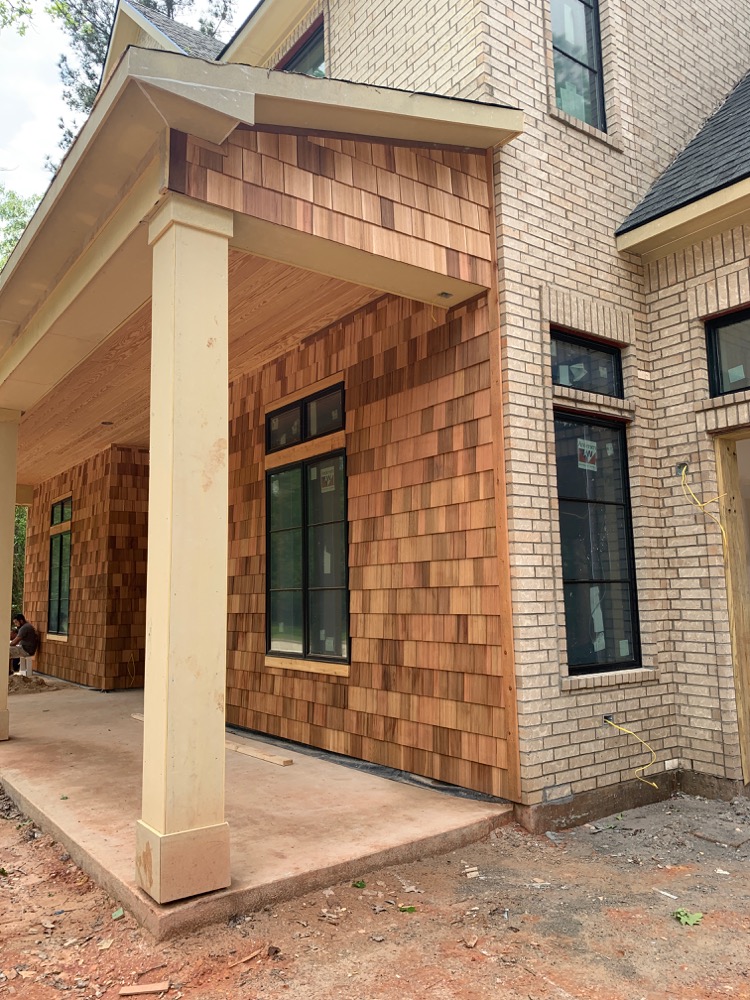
[[101, 0, 184, 86], [616, 177, 750, 262], [220, 0, 317, 66], [0, 46, 522, 413]]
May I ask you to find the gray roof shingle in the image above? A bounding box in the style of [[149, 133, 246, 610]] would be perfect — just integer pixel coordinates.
[[617, 68, 750, 236], [126, 0, 223, 61]]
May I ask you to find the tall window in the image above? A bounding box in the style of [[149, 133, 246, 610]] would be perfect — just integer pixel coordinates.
[[550, 0, 606, 130], [277, 21, 325, 78], [266, 385, 348, 663], [551, 329, 623, 398], [706, 308, 750, 397], [49, 497, 72, 636], [554, 414, 639, 673]]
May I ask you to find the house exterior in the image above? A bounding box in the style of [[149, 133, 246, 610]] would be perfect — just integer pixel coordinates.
[[2, 0, 750, 904]]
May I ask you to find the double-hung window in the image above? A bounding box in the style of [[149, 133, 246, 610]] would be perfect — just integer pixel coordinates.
[[49, 497, 72, 636], [266, 384, 348, 664], [550, 0, 606, 130]]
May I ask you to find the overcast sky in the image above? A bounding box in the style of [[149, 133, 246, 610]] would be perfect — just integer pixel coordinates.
[[0, 1, 259, 200]]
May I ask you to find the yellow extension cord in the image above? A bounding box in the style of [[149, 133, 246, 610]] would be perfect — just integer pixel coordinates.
[[604, 718, 659, 788], [681, 465, 727, 552]]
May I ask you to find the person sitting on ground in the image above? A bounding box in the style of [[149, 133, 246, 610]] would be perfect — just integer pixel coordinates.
[[9, 614, 38, 671]]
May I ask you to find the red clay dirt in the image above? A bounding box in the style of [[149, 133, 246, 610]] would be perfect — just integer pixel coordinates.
[[2, 785, 750, 999]]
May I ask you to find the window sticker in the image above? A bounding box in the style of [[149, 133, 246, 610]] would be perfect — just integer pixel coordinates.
[[577, 438, 597, 471], [325, 637, 335, 653], [619, 639, 630, 658], [320, 465, 336, 493], [728, 364, 746, 383]]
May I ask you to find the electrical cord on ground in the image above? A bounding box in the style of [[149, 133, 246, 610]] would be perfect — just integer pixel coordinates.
[[681, 465, 727, 552], [604, 717, 659, 788]]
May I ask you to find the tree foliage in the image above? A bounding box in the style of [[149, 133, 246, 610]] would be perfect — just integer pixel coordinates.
[[0, 0, 33, 34], [47, 0, 234, 152], [12, 506, 28, 619], [0, 182, 40, 270]]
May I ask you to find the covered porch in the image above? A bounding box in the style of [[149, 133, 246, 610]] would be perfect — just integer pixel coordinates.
[[0, 47, 523, 907]]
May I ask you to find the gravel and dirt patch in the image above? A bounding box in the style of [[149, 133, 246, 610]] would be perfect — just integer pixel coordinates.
[[7, 675, 60, 695], [1, 787, 749, 999]]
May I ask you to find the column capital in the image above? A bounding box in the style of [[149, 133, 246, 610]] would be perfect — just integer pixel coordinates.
[[0, 408, 22, 423], [148, 193, 234, 247]]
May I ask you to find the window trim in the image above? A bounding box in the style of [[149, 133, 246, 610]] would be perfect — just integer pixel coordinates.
[[275, 16, 325, 74], [554, 410, 640, 675], [550, 0, 607, 132], [706, 306, 750, 398], [551, 327, 624, 398], [265, 447, 350, 666]]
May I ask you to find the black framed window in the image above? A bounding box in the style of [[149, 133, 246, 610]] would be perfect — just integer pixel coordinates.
[[554, 413, 639, 673], [550, 0, 606, 130], [280, 22, 325, 77], [267, 383, 344, 453], [551, 329, 623, 398], [267, 452, 348, 661], [49, 498, 72, 636], [706, 308, 750, 397]]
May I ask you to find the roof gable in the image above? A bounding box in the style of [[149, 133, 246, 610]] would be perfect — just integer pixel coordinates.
[[618, 68, 750, 236]]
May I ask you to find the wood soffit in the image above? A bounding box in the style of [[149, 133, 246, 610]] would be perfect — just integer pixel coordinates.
[[15, 252, 382, 485]]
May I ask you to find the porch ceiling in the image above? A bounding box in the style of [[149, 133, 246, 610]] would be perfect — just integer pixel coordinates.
[[15, 251, 382, 485]]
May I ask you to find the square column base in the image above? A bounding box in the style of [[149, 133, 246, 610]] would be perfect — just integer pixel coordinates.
[[135, 820, 231, 903], [0, 709, 8, 741]]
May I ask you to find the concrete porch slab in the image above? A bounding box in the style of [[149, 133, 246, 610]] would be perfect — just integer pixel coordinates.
[[0, 685, 512, 939]]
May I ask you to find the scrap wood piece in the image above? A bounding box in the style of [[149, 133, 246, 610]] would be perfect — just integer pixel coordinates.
[[131, 715, 292, 766], [118, 983, 170, 996], [228, 944, 267, 969], [225, 741, 293, 767]]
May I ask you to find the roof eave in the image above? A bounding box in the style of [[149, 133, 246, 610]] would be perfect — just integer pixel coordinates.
[[220, 0, 316, 65], [615, 177, 750, 262]]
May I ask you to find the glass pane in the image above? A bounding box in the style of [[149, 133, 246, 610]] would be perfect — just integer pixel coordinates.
[[307, 455, 345, 525], [268, 467, 302, 531], [269, 528, 303, 589], [559, 501, 630, 582], [58, 599, 69, 636], [308, 589, 348, 659], [307, 387, 344, 438], [554, 416, 625, 503], [308, 522, 347, 589], [51, 503, 62, 526], [551, 334, 621, 397], [712, 312, 750, 396], [268, 404, 302, 451], [564, 582, 636, 669], [269, 591, 304, 655], [285, 27, 325, 77], [62, 498, 72, 522], [60, 531, 71, 601], [49, 536, 60, 631], [551, 0, 595, 66], [553, 49, 601, 129]]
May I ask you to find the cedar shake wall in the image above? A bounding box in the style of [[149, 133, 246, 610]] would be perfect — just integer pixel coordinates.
[[23, 445, 148, 690], [226, 293, 515, 798], [177, 131, 493, 288]]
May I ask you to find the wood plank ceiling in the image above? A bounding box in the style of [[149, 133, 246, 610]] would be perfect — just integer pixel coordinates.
[[17, 250, 383, 484]]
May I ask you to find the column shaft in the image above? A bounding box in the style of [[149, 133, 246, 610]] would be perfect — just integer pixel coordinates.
[[0, 410, 20, 741], [135, 196, 233, 903]]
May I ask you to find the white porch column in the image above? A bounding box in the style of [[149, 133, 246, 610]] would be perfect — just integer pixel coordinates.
[[0, 409, 20, 741], [135, 195, 233, 904]]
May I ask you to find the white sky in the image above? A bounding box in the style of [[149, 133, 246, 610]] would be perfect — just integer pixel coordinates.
[[0, 1, 261, 200]]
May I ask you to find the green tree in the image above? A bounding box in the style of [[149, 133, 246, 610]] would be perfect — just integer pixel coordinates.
[[0, 182, 39, 270], [47, 0, 234, 152], [0, 0, 33, 33], [12, 506, 28, 618]]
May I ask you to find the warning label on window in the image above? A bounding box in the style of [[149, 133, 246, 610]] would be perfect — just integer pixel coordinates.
[[577, 438, 597, 472]]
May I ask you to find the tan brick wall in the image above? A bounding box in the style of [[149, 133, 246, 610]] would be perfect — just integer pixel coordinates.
[[266, 0, 750, 801], [24, 446, 148, 690]]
